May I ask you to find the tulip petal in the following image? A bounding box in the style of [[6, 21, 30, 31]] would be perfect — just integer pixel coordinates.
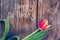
[[39, 19, 47, 28], [39, 19, 50, 30]]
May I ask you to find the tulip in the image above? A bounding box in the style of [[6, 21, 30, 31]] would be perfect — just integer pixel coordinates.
[[39, 19, 51, 30], [22, 19, 51, 40], [0, 19, 51, 40]]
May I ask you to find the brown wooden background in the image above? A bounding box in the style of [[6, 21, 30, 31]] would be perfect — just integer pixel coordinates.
[[0, 0, 60, 40]]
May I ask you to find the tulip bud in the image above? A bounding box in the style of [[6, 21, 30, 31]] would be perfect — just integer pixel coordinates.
[[39, 19, 51, 30]]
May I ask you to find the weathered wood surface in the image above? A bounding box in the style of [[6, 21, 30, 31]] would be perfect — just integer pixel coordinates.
[[0, 0, 60, 40]]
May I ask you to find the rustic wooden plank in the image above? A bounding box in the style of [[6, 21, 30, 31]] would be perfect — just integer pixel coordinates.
[[38, 0, 60, 40], [0, 0, 60, 40]]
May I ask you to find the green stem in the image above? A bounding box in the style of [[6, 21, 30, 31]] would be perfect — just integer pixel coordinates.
[[22, 29, 40, 40], [22, 27, 53, 40]]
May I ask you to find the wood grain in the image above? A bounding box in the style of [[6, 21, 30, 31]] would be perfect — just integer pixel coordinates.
[[0, 0, 60, 40]]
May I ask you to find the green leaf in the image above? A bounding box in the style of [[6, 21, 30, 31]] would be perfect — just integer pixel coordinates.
[[22, 30, 48, 40], [22, 29, 39, 40], [35, 31, 48, 40], [8, 36, 20, 40], [0, 19, 10, 40], [0, 19, 20, 40]]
